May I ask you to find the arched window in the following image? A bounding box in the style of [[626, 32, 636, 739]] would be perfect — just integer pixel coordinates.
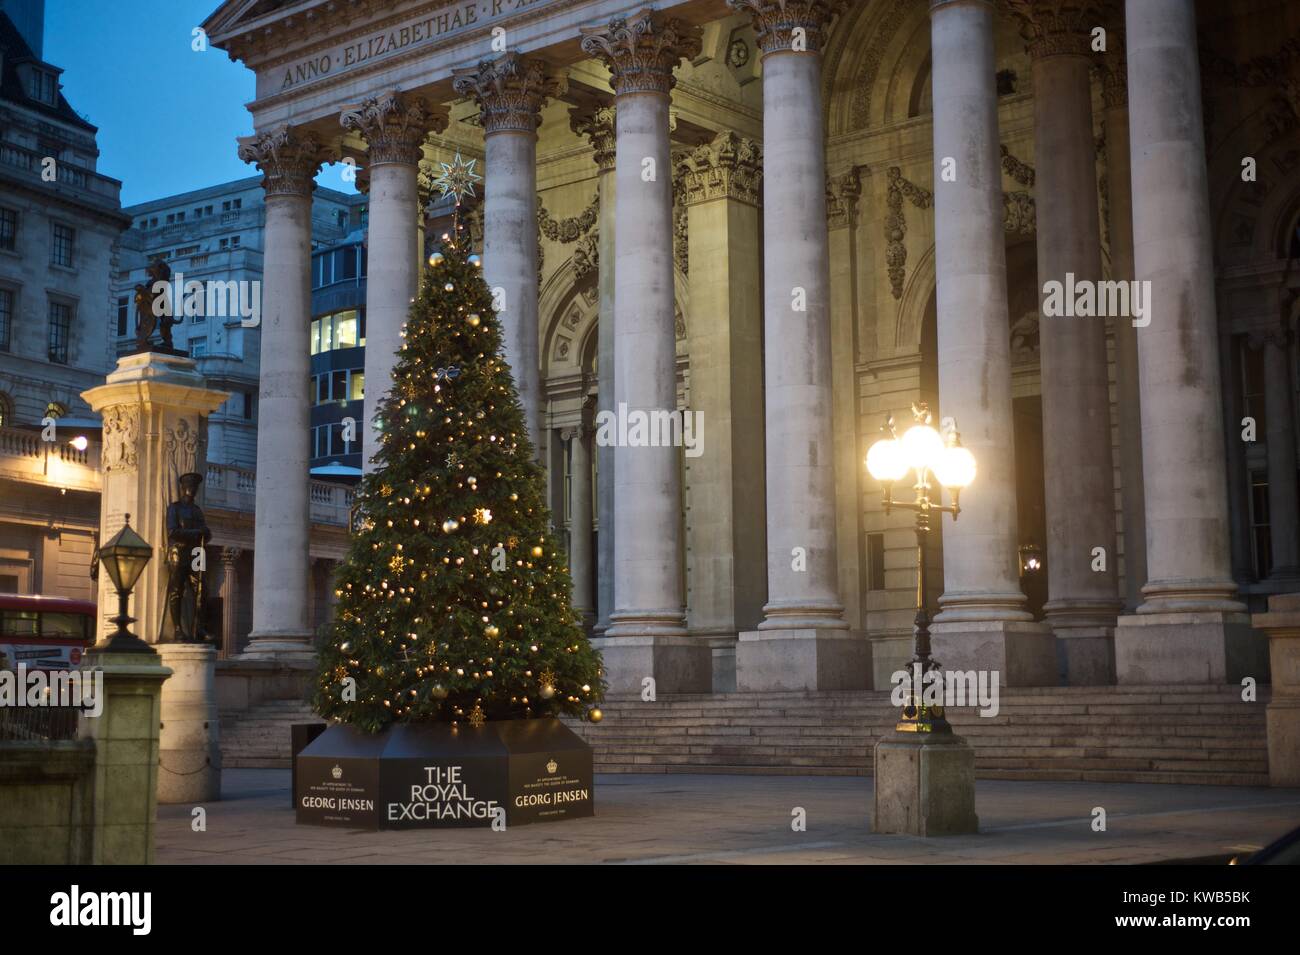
[[45, 401, 68, 420]]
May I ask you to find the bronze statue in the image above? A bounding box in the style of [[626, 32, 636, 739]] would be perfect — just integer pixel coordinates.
[[163, 472, 212, 642], [134, 258, 181, 353]]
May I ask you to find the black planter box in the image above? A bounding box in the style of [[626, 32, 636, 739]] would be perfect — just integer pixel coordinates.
[[295, 718, 594, 829]]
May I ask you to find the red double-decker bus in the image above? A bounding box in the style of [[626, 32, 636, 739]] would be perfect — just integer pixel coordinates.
[[0, 594, 97, 671]]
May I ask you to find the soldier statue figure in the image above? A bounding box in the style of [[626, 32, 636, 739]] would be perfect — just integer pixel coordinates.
[[163, 472, 212, 642]]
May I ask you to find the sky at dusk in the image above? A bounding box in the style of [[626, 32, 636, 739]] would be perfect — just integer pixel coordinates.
[[43, 0, 359, 206]]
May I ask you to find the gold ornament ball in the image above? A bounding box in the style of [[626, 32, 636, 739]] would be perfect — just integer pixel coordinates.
[[539, 684, 556, 700], [444, 282, 455, 292], [431, 684, 448, 700], [442, 518, 459, 533], [485, 625, 500, 638], [469, 254, 482, 267], [466, 312, 481, 327], [339, 641, 352, 654], [531, 545, 544, 558], [428, 252, 444, 267], [588, 707, 604, 724]]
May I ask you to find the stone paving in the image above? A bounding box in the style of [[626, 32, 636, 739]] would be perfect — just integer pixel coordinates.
[[154, 770, 1300, 864]]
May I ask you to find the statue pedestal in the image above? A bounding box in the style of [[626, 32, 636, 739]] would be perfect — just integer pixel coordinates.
[[157, 643, 221, 803], [873, 731, 979, 836], [83, 353, 229, 805]]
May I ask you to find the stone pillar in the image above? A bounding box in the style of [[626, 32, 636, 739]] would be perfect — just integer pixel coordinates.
[[79, 647, 171, 864], [1008, 1, 1121, 684], [219, 546, 241, 659], [341, 92, 447, 472], [235, 126, 329, 660], [156, 643, 220, 803], [1262, 329, 1300, 578], [1252, 594, 1300, 786], [729, 0, 869, 691], [581, 10, 710, 692], [453, 55, 561, 459], [924, 0, 1054, 686], [1102, 44, 1149, 614], [571, 106, 618, 638], [678, 131, 767, 693], [1114, 0, 1257, 683], [82, 353, 229, 647], [565, 417, 595, 627]]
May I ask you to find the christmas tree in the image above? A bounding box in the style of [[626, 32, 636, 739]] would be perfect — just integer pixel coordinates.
[[314, 179, 604, 734]]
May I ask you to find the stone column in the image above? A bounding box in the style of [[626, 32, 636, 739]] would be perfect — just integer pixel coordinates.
[[341, 92, 447, 472], [1101, 43, 1148, 614], [728, 0, 869, 691], [453, 55, 561, 459], [678, 131, 767, 693], [571, 106, 618, 638], [235, 126, 328, 660], [924, 0, 1053, 687], [565, 416, 595, 627], [1262, 329, 1300, 578], [219, 546, 241, 659], [581, 10, 710, 692], [1008, 1, 1121, 684], [1114, 0, 1258, 684]]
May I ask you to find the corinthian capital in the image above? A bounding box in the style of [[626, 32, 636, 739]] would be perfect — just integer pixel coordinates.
[[570, 105, 617, 173], [236, 126, 334, 197], [1003, 0, 1110, 59], [676, 131, 763, 207], [452, 53, 564, 134], [339, 90, 448, 166], [727, 0, 848, 55], [579, 9, 702, 96]]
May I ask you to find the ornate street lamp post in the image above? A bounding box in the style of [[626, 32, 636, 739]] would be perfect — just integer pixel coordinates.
[[97, 514, 155, 654], [865, 402, 975, 733]]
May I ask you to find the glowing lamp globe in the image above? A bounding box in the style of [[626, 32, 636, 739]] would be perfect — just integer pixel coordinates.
[[933, 444, 977, 489], [866, 438, 908, 483], [901, 423, 945, 472]]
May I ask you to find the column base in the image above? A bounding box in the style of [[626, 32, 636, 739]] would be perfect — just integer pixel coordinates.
[[871, 631, 914, 691], [872, 731, 978, 836], [239, 631, 317, 662], [591, 635, 711, 694], [1053, 626, 1115, 685], [156, 643, 221, 804], [929, 620, 1057, 687], [1268, 700, 1300, 787], [735, 628, 871, 691], [1114, 611, 1264, 684]]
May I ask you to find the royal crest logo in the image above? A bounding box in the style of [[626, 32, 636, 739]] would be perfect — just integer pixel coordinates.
[[331, 764, 343, 780], [546, 759, 558, 774]]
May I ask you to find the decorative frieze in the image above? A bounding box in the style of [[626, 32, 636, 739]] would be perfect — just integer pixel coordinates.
[[1000, 144, 1035, 187], [339, 90, 447, 166], [676, 131, 763, 208], [727, 0, 849, 56], [539, 196, 599, 243], [884, 166, 932, 300], [570, 106, 617, 173], [452, 53, 562, 134], [236, 125, 332, 197], [1003, 0, 1109, 60], [826, 167, 860, 230], [1003, 191, 1036, 235], [579, 10, 702, 96], [101, 406, 139, 473]]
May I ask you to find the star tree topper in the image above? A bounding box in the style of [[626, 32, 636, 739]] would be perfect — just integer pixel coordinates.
[[431, 152, 483, 204]]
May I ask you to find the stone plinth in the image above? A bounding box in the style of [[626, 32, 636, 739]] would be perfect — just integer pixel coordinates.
[[930, 620, 1057, 687], [873, 731, 978, 836], [1114, 611, 1264, 684], [1251, 594, 1300, 787], [81, 352, 229, 646], [736, 628, 871, 691], [1057, 626, 1115, 686], [157, 643, 221, 803], [78, 648, 172, 864], [591, 635, 711, 695]]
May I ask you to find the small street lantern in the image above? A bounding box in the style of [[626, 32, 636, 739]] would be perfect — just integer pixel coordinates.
[[98, 513, 155, 653], [865, 402, 975, 734]]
